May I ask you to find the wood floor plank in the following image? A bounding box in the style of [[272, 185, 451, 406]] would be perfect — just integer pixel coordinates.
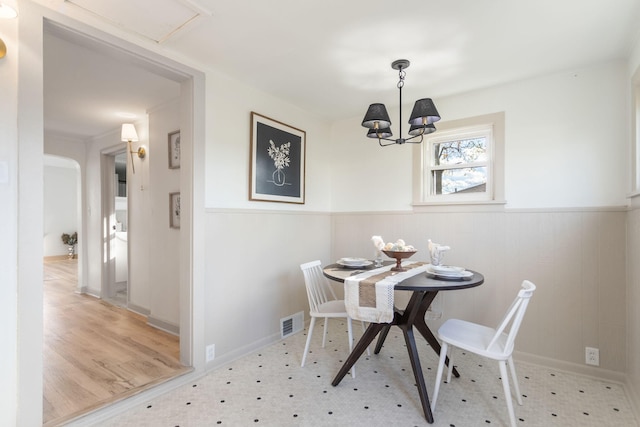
[[43, 259, 191, 426]]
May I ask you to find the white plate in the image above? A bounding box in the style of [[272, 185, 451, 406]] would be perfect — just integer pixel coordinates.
[[427, 266, 473, 278], [430, 265, 465, 274], [337, 259, 372, 268], [340, 257, 368, 266]]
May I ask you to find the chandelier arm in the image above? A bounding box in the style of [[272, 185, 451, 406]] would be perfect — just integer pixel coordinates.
[[404, 133, 425, 144], [374, 133, 398, 143], [378, 138, 398, 147]]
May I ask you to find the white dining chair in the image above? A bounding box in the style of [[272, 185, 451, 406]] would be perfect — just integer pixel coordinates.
[[300, 260, 367, 378], [431, 280, 536, 427]]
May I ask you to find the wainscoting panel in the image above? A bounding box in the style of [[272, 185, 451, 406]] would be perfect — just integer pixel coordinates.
[[330, 209, 627, 375]]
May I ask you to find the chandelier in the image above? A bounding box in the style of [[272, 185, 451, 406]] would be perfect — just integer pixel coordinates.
[[361, 59, 441, 146]]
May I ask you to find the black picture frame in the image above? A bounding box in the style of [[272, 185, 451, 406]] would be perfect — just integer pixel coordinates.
[[169, 192, 180, 228], [168, 130, 180, 169], [249, 112, 306, 204]]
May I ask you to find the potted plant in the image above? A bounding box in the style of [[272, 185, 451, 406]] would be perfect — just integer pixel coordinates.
[[61, 232, 78, 259]]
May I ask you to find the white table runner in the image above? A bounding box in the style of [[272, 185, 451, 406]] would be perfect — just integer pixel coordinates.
[[344, 262, 428, 323]]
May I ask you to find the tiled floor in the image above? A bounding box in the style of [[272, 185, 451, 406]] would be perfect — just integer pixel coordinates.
[[100, 320, 637, 426]]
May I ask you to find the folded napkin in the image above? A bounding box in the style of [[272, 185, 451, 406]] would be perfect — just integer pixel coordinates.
[[344, 262, 428, 323]]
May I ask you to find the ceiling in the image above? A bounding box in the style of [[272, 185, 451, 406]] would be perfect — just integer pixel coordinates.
[[39, 0, 640, 140]]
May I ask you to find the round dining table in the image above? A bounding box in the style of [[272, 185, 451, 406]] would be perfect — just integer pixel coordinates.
[[323, 261, 484, 424]]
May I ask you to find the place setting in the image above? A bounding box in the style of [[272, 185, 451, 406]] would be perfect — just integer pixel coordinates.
[[425, 239, 473, 280], [335, 257, 372, 268]]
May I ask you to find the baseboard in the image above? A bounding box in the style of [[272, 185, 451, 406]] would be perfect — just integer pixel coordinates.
[[127, 302, 150, 317], [147, 316, 179, 336], [205, 330, 285, 371], [44, 255, 72, 261], [79, 287, 100, 298], [625, 380, 640, 422], [514, 351, 627, 384]]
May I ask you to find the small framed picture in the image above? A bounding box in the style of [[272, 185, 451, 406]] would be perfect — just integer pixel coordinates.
[[250, 112, 306, 204], [169, 192, 181, 229], [168, 130, 180, 169]]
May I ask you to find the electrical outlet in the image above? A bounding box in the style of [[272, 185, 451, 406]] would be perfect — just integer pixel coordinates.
[[585, 347, 599, 366], [206, 344, 215, 362]]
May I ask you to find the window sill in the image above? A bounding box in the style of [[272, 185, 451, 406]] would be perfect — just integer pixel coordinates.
[[412, 200, 507, 212]]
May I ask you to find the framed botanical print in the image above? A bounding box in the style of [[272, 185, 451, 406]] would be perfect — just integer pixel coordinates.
[[169, 192, 180, 229], [168, 130, 180, 169], [249, 112, 306, 204]]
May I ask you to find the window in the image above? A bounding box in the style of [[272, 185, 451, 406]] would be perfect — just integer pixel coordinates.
[[413, 112, 505, 205]]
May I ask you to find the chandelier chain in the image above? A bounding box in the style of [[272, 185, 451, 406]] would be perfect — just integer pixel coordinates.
[[397, 68, 406, 89]]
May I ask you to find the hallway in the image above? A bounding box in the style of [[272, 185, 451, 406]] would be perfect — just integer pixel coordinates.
[[43, 258, 190, 426]]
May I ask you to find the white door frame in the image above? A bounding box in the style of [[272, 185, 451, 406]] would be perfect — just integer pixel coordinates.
[[100, 146, 126, 302], [17, 5, 206, 423]]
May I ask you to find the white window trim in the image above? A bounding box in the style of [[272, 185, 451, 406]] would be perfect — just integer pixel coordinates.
[[423, 124, 493, 203], [632, 66, 640, 193], [412, 112, 506, 208]]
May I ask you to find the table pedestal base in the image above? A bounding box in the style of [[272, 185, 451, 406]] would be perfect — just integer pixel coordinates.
[[331, 290, 458, 423]]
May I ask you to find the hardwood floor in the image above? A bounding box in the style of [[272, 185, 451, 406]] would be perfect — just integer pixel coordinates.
[[43, 258, 190, 426]]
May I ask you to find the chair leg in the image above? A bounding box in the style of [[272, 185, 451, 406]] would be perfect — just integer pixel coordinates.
[[499, 360, 517, 427], [431, 342, 448, 412], [347, 317, 355, 378], [301, 317, 316, 367], [446, 346, 453, 384], [322, 317, 329, 348], [508, 356, 523, 405], [361, 321, 371, 356]]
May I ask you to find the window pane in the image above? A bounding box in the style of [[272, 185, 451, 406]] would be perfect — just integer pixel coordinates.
[[431, 167, 487, 195], [433, 137, 487, 166]]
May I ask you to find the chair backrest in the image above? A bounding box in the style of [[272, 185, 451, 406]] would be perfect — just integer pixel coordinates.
[[300, 260, 338, 314], [486, 280, 536, 354]]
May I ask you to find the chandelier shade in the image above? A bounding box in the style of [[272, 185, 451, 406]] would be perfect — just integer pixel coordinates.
[[408, 123, 436, 136], [362, 103, 392, 129], [367, 127, 393, 139], [408, 98, 441, 126]]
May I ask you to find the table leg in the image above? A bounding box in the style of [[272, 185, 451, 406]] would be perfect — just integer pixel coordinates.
[[332, 290, 457, 423], [374, 324, 391, 354], [413, 291, 460, 378], [331, 322, 386, 386], [401, 322, 434, 423]]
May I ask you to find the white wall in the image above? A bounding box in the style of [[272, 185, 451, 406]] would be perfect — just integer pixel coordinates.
[[330, 61, 629, 211], [124, 117, 152, 310], [15, 2, 45, 425], [206, 67, 333, 211], [202, 68, 335, 366], [0, 6, 19, 426], [148, 100, 181, 329], [626, 37, 640, 419], [201, 67, 338, 367], [43, 160, 79, 257]]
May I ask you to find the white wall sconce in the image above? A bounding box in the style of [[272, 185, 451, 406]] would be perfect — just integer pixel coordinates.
[[121, 123, 146, 174]]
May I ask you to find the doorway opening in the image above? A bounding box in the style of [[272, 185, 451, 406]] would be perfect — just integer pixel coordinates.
[[43, 154, 81, 280], [105, 150, 129, 307], [27, 15, 206, 426]]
